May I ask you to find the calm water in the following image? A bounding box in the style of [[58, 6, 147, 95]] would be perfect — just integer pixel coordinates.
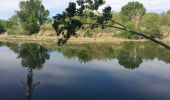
[[0, 41, 170, 100]]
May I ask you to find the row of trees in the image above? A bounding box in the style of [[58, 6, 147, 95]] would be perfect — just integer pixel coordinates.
[[0, 0, 170, 39]]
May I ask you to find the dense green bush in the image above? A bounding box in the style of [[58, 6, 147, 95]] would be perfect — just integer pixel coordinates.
[[0, 22, 5, 34], [140, 13, 161, 38], [7, 25, 28, 35], [116, 22, 139, 39], [40, 23, 54, 31]]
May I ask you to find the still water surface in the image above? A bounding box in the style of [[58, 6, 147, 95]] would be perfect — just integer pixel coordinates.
[[0, 41, 170, 100]]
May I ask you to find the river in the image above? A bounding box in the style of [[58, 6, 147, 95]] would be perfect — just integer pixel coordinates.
[[0, 41, 170, 100]]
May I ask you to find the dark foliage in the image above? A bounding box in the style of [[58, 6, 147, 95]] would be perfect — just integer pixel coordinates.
[[53, 0, 112, 45], [0, 23, 5, 34]]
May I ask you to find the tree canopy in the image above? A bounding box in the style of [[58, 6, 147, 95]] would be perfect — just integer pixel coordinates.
[[16, 0, 49, 35], [120, 1, 146, 27]]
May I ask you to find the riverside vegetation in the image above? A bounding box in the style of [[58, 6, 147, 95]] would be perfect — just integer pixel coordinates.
[[0, 0, 170, 44], [1, 1, 170, 99]]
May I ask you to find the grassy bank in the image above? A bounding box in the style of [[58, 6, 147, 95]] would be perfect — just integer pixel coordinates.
[[0, 35, 149, 44]]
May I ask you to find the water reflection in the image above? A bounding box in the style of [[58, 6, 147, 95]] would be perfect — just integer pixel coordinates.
[[48, 42, 170, 69], [1, 41, 170, 70], [3, 43, 50, 100], [0, 42, 170, 100], [21, 68, 40, 100], [19, 44, 49, 100], [17, 44, 50, 69], [117, 46, 143, 69]]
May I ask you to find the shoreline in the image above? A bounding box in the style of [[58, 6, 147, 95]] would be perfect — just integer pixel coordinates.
[[0, 35, 168, 44]]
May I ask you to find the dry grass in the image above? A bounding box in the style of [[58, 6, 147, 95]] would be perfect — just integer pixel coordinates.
[[0, 34, 148, 44]]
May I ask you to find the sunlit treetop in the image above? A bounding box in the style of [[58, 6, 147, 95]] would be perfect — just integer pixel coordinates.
[[121, 1, 146, 20], [120, 1, 146, 27]]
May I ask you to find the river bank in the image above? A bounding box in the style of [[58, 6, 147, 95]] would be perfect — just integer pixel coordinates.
[[0, 35, 149, 44], [1, 34, 170, 47]]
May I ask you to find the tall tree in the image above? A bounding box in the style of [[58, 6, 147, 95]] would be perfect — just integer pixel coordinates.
[[120, 2, 146, 27], [16, 0, 49, 35]]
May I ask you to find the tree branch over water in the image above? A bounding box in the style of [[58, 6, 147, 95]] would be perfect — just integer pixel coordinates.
[[52, 0, 170, 50]]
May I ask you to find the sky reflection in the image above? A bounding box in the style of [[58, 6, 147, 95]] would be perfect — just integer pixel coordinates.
[[0, 42, 170, 100]]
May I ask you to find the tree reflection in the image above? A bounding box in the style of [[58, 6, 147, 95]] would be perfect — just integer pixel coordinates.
[[117, 47, 143, 69], [16, 43, 50, 100], [21, 68, 40, 100], [17, 44, 50, 69], [1, 41, 170, 70], [0, 42, 2, 47], [77, 50, 92, 63], [52, 42, 170, 69]]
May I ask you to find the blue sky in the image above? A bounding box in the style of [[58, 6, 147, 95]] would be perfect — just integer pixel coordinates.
[[0, 0, 170, 20]]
